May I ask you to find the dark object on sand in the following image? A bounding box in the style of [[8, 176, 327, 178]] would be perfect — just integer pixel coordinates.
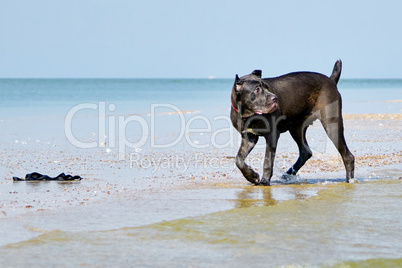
[[13, 172, 82, 181], [231, 60, 354, 186]]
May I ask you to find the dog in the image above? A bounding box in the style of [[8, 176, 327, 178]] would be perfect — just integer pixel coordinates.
[[230, 60, 355, 185]]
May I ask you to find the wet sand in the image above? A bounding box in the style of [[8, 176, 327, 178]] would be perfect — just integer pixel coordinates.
[[0, 113, 401, 266]]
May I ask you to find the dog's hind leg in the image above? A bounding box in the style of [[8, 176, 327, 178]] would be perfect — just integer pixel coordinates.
[[236, 133, 260, 185], [286, 123, 313, 176], [320, 105, 355, 182]]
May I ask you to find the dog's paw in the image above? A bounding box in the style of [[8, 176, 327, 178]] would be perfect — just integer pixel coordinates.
[[246, 172, 260, 185], [253, 173, 261, 185], [281, 173, 296, 181], [259, 177, 271, 186], [281, 173, 303, 184], [347, 178, 359, 184]]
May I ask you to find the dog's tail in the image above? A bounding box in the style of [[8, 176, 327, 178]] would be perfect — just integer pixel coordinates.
[[329, 59, 342, 85]]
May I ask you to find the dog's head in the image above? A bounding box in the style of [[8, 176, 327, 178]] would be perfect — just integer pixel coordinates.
[[233, 70, 278, 117]]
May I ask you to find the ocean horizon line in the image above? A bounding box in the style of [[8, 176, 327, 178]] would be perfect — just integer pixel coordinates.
[[1, 77, 402, 81]]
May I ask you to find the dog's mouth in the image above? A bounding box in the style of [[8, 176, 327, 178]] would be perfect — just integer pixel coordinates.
[[254, 103, 278, 115]]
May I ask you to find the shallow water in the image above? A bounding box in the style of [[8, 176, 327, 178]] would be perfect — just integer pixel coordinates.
[[1, 179, 401, 267]]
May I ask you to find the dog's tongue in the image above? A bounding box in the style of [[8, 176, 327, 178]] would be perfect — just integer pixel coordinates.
[[255, 111, 263, 115]]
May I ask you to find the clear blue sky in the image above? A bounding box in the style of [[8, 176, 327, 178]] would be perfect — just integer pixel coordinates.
[[1, 0, 401, 78]]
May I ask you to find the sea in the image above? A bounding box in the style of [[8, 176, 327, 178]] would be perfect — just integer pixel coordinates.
[[0, 78, 401, 115], [0, 78, 401, 267]]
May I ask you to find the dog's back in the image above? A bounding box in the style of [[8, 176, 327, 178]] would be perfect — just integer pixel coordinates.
[[263, 71, 340, 120]]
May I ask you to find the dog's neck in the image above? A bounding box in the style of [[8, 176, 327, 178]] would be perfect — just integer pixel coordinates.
[[231, 92, 239, 113]]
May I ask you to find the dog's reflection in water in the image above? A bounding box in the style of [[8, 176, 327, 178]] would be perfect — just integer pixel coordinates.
[[234, 184, 317, 209]]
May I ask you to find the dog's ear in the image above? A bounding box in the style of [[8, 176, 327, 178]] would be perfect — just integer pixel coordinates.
[[235, 74, 243, 92], [251, 70, 262, 78], [235, 74, 240, 83]]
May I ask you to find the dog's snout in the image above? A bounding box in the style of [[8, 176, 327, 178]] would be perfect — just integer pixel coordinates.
[[271, 96, 278, 103]]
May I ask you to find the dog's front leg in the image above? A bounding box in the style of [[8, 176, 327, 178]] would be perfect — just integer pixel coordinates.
[[260, 134, 279, 186], [235, 133, 260, 185], [260, 145, 277, 186]]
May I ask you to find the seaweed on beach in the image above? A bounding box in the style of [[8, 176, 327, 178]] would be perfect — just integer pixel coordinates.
[[13, 172, 82, 182]]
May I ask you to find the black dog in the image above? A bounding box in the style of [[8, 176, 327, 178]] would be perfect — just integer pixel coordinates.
[[231, 60, 355, 185]]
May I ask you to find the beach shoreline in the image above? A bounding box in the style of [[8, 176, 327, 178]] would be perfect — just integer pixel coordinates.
[[1, 113, 401, 213], [1, 113, 400, 216]]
